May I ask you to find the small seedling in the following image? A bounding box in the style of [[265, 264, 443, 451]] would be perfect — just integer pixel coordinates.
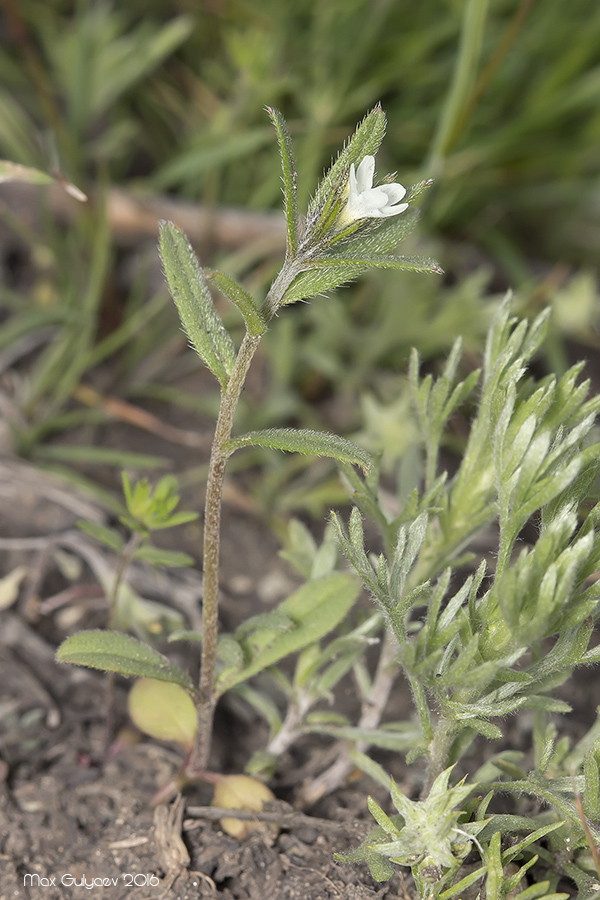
[[77, 472, 197, 632]]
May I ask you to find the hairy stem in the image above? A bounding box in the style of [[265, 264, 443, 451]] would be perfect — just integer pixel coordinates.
[[189, 330, 261, 772], [189, 262, 299, 774], [421, 713, 457, 798]]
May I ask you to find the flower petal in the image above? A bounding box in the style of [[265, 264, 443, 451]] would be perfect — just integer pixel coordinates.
[[355, 155, 375, 192], [377, 202, 409, 218], [380, 183, 406, 205], [348, 163, 359, 198], [339, 155, 408, 225]]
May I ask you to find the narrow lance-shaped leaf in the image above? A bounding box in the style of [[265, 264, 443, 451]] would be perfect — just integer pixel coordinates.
[[56, 630, 195, 691], [308, 106, 387, 220], [216, 573, 359, 693], [223, 427, 373, 472], [266, 107, 299, 259], [282, 256, 442, 306], [208, 270, 267, 337], [282, 264, 372, 305], [337, 206, 421, 256], [309, 253, 443, 275], [159, 221, 236, 389]]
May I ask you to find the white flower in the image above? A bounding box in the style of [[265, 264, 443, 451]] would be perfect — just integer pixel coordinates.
[[343, 155, 408, 222]]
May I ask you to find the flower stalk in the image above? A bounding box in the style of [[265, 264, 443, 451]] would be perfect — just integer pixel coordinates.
[[190, 270, 297, 771]]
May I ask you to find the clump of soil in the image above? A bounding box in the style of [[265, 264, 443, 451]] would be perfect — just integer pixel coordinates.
[[0, 621, 408, 899]]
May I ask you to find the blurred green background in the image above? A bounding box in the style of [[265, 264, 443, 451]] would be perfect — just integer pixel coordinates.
[[0, 0, 599, 508], [3, 0, 599, 264]]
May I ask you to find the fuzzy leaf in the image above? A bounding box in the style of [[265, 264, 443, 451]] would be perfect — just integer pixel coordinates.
[[56, 630, 194, 690], [337, 206, 421, 255], [583, 742, 600, 820], [335, 844, 396, 882], [282, 255, 441, 305], [266, 107, 299, 258], [223, 427, 373, 472], [308, 106, 387, 221], [208, 270, 267, 336], [159, 221, 236, 388], [501, 821, 566, 864], [283, 262, 372, 304], [311, 253, 442, 275]]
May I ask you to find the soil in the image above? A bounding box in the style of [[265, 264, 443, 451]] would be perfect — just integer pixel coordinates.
[[0, 453, 408, 900], [0, 184, 597, 900]]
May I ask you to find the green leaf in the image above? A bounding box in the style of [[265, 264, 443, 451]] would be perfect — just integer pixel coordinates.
[[133, 545, 195, 568], [501, 821, 566, 864], [348, 750, 393, 790], [56, 630, 194, 690], [233, 683, 283, 737], [311, 253, 443, 275], [77, 520, 124, 552], [217, 635, 245, 668], [215, 573, 359, 693], [281, 254, 441, 305], [266, 107, 298, 258], [208, 270, 267, 336], [223, 427, 373, 472], [337, 206, 421, 255], [158, 221, 236, 389], [110, 587, 185, 642], [156, 510, 199, 528], [438, 864, 487, 900], [463, 719, 504, 740], [336, 844, 396, 883], [583, 741, 600, 820], [282, 263, 371, 304], [236, 610, 295, 644], [368, 796, 402, 836], [309, 723, 424, 751], [167, 629, 203, 643], [308, 106, 387, 221], [120, 473, 198, 533]]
